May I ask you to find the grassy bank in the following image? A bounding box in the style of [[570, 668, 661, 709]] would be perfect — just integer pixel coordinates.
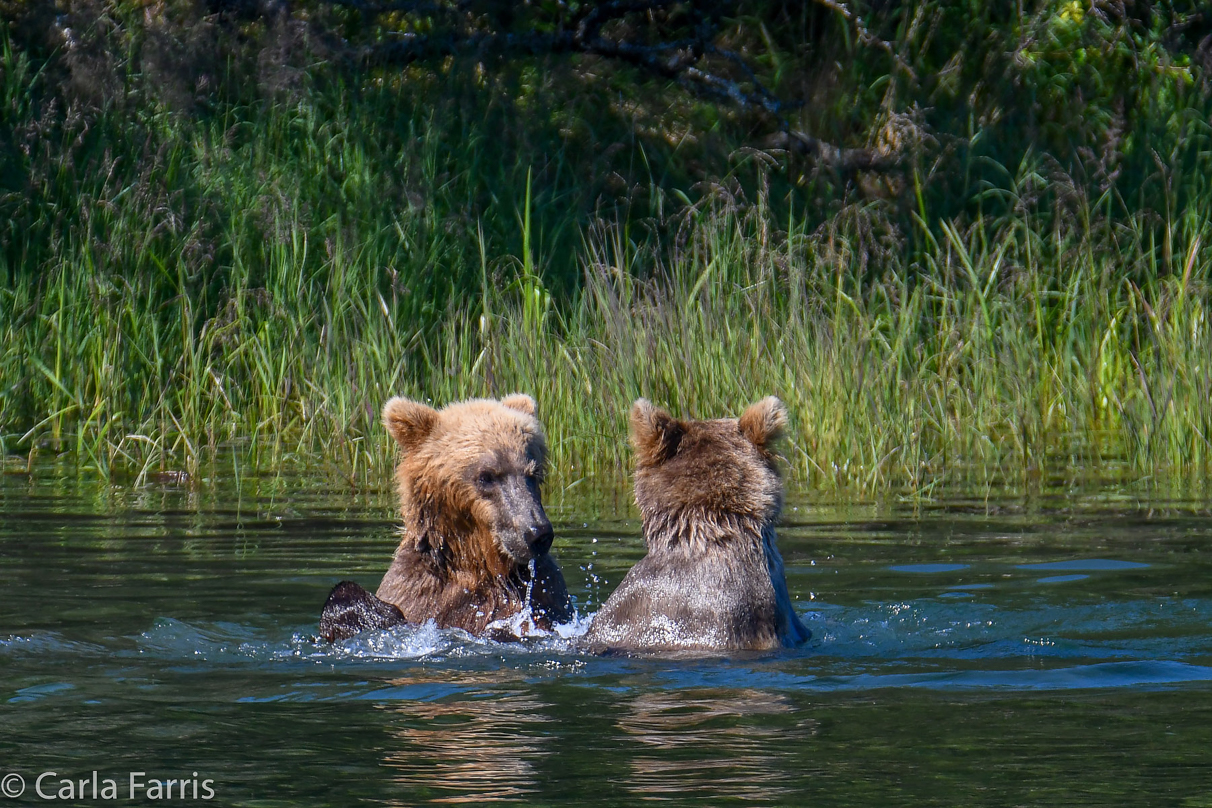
[[2, 3, 1211, 495], [3, 183, 1210, 495]]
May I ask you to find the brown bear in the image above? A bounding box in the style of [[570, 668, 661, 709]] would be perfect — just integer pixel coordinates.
[[320, 394, 572, 642], [581, 397, 810, 654]]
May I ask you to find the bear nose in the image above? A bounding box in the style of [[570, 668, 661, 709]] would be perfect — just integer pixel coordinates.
[[527, 522, 554, 555]]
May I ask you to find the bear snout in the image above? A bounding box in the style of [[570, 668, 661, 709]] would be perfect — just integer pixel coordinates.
[[495, 475, 555, 560], [497, 517, 552, 563], [526, 521, 554, 556]]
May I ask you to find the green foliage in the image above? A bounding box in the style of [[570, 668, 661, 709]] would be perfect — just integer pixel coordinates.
[[0, 3, 1210, 493], [3, 170, 1210, 493]]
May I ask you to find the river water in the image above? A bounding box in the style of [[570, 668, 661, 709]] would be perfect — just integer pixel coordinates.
[[3, 473, 1212, 806]]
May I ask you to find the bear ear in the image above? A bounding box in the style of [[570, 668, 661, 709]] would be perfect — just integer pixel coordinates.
[[500, 393, 537, 417], [739, 396, 787, 451], [630, 398, 684, 466], [382, 397, 439, 452]]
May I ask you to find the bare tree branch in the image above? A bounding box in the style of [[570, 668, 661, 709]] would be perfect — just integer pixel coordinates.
[[761, 130, 898, 173], [813, 0, 915, 80], [327, 1, 906, 171]]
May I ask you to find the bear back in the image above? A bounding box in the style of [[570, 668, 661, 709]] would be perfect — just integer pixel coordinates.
[[582, 397, 809, 654]]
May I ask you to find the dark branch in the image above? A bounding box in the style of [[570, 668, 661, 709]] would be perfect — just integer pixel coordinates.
[[812, 0, 915, 80], [338, 1, 904, 171], [761, 131, 898, 173]]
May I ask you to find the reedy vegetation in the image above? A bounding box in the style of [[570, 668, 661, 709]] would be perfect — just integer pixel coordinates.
[[0, 2, 1210, 495], [4, 158, 1209, 495]]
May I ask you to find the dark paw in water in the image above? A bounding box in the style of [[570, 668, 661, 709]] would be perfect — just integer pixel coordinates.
[[319, 581, 406, 642]]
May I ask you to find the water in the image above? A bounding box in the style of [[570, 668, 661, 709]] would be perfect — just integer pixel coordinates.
[[3, 474, 1212, 806]]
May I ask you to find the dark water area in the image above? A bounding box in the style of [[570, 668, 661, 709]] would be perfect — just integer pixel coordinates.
[[4, 474, 1212, 806]]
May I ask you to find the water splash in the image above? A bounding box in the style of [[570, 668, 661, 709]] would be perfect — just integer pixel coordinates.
[[1, 632, 108, 657], [481, 556, 592, 642]]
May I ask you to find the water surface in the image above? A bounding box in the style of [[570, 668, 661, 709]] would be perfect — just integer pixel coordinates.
[[3, 474, 1212, 806]]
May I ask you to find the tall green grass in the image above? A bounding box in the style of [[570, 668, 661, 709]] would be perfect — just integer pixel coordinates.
[[458, 185, 1212, 497], [3, 160, 1209, 495], [2, 7, 1211, 498]]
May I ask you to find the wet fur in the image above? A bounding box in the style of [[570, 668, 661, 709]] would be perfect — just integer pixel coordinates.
[[319, 580, 406, 642], [582, 397, 810, 654], [321, 395, 572, 641]]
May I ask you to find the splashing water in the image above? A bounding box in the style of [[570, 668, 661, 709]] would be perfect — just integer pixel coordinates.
[[477, 556, 594, 643]]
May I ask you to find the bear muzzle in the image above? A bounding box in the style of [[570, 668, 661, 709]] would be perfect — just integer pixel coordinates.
[[526, 521, 555, 556], [500, 514, 554, 562], [494, 475, 555, 561]]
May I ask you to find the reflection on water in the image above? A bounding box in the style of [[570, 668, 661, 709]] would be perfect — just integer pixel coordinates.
[[381, 680, 553, 804], [616, 689, 810, 803], [4, 474, 1212, 806]]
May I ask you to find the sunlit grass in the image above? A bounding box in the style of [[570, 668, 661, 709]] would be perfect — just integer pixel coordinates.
[[3, 172, 1209, 496], [2, 16, 1210, 498]]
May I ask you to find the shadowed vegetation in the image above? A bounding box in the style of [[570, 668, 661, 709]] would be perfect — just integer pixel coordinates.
[[1, 1, 1210, 495]]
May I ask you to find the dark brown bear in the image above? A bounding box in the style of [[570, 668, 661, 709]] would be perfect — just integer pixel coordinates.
[[581, 397, 810, 654], [320, 394, 572, 642]]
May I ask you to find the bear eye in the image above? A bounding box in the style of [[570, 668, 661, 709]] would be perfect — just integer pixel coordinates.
[[477, 470, 497, 487]]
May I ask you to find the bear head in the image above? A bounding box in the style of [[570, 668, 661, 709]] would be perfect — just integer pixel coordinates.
[[382, 393, 554, 577], [629, 396, 787, 546]]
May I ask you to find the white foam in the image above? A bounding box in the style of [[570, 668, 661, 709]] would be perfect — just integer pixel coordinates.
[[129, 609, 599, 666], [325, 619, 448, 660]]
